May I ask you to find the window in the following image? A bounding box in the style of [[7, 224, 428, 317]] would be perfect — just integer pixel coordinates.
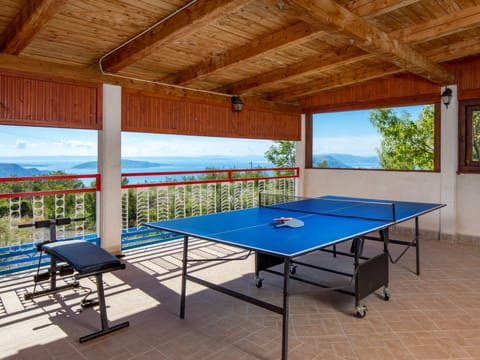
[[0, 125, 97, 177], [306, 104, 440, 171], [459, 100, 480, 173]]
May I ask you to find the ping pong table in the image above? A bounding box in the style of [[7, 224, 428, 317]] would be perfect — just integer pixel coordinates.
[[145, 194, 444, 360]]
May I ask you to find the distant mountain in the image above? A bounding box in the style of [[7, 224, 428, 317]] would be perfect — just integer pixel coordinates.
[[0, 163, 49, 177], [73, 159, 166, 169], [313, 154, 379, 169]]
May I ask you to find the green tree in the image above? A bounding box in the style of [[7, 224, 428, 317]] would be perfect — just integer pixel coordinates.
[[473, 111, 480, 161], [369, 106, 434, 170], [264, 140, 296, 168], [316, 160, 328, 168]]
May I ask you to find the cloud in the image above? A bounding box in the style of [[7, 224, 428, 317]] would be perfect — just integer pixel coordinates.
[[54, 139, 95, 149], [15, 139, 28, 149], [121, 135, 272, 157], [313, 135, 381, 156]]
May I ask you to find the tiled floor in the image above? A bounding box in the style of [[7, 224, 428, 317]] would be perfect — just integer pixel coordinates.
[[1, 233, 480, 360]]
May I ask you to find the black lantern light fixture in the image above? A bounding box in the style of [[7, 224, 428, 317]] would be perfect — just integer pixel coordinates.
[[231, 96, 243, 112], [441, 87, 453, 108]]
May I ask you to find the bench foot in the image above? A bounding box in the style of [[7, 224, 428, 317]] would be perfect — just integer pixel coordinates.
[[25, 282, 79, 300], [79, 321, 130, 343]]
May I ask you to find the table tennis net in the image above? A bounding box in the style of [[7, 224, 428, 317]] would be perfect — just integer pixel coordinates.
[[259, 194, 396, 222]]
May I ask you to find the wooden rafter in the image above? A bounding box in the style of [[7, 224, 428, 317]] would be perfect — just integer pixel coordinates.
[[345, 0, 420, 18], [224, 8, 467, 96], [284, 0, 455, 85], [268, 25, 480, 101], [0, 0, 67, 55], [217, 47, 370, 95], [426, 38, 480, 62], [101, 0, 252, 73], [169, 22, 321, 86], [270, 35, 480, 101], [167, 0, 416, 87], [271, 63, 402, 101], [216, 0, 464, 96], [396, 5, 480, 43]]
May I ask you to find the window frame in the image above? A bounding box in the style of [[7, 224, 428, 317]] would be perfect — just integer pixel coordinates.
[[459, 99, 480, 173], [305, 103, 441, 172]]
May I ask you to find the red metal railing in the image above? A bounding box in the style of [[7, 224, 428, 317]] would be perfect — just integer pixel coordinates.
[[121, 167, 299, 189], [0, 174, 100, 199], [0, 168, 299, 273]]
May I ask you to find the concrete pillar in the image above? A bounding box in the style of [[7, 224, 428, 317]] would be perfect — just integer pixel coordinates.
[[439, 85, 458, 241], [295, 114, 306, 197], [98, 84, 122, 254]]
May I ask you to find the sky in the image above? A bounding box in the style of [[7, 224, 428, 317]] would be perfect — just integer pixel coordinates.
[[0, 125, 273, 158], [312, 105, 426, 156], [0, 104, 427, 158]]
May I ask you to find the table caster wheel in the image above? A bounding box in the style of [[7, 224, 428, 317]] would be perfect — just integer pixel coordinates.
[[290, 265, 297, 275], [255, 277, 263, 288], [384, 287, 390, 301], [355, 305, 367, 318]]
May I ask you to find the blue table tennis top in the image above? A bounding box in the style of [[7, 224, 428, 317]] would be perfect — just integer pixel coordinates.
[[146, 196, 444, 258]]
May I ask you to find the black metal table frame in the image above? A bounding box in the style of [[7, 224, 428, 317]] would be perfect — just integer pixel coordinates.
[[178, 228, 390, 360]]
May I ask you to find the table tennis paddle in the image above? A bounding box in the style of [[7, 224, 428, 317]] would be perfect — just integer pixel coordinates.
[[274, 218, 304, 228]]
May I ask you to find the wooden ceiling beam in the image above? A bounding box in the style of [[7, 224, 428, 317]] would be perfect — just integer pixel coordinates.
[[345, 0, 420, 18], [271, 63, 402, 101], [175, 0, 414, 90], [0, 0, 67, 55], [217, 47, 370, 95], [218, 0, 462, 96], [267, 34, 480, 102], [101, 0, 252, 73], [284, 0, 455, 85], [426, 38, 480, 63], [169, 21, 321, 86], [211, 0, 418, 95], [396, 5, 480, 43]]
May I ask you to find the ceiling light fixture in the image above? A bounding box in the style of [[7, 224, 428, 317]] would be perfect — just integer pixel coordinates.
[[231, 96, 244, 112]]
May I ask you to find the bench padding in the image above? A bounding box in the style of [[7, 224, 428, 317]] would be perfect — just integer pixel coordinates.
[[41, 240, 123, 274]]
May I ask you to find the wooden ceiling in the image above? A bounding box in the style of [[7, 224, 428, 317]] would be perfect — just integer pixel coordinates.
[[0, 0, 479, 107]]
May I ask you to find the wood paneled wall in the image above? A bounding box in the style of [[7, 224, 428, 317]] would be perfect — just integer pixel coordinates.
[[445, 55, 480, 101], [301, 54, 480, 113], [301, 74, 440, 114], [122, 88, 301, 140], [0, 70, 102, 129]]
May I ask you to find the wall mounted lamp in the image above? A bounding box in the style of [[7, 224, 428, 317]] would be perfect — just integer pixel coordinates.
[[231, 96, 243, 112], [441, 87, 453, 108]]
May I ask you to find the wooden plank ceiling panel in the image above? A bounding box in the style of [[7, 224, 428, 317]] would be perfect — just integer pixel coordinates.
[[18, 0, 182, 65], [3, 0, 480, 108]]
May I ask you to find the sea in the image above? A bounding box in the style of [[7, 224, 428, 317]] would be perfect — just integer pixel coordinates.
[[0, 155, 275, 184], [0, 154, 380, 185]]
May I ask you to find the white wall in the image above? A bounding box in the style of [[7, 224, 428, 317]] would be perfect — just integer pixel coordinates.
[[303, 169, 442, 233], [457, 175, 480, 242]]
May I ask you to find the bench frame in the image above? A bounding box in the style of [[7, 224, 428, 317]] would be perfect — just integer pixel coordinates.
[[23, 218, 129, 342]]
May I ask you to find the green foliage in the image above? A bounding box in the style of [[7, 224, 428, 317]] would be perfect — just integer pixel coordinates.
[[0, 171, 97, 247], [473, 111, 480, 161], [369, 106, 434, 170], [264, 140, 296, 168], [316, 160, 328, 168]]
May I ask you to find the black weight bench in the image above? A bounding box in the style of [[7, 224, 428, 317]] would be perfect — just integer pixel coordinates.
[[25, 239, 129, 342]]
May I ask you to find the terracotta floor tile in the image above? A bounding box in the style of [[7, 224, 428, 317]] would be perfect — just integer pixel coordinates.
[[1, 237, 480, 359]]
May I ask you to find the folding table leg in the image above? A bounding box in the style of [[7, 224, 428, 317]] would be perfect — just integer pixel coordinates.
[[281, 258, 290, 360]]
